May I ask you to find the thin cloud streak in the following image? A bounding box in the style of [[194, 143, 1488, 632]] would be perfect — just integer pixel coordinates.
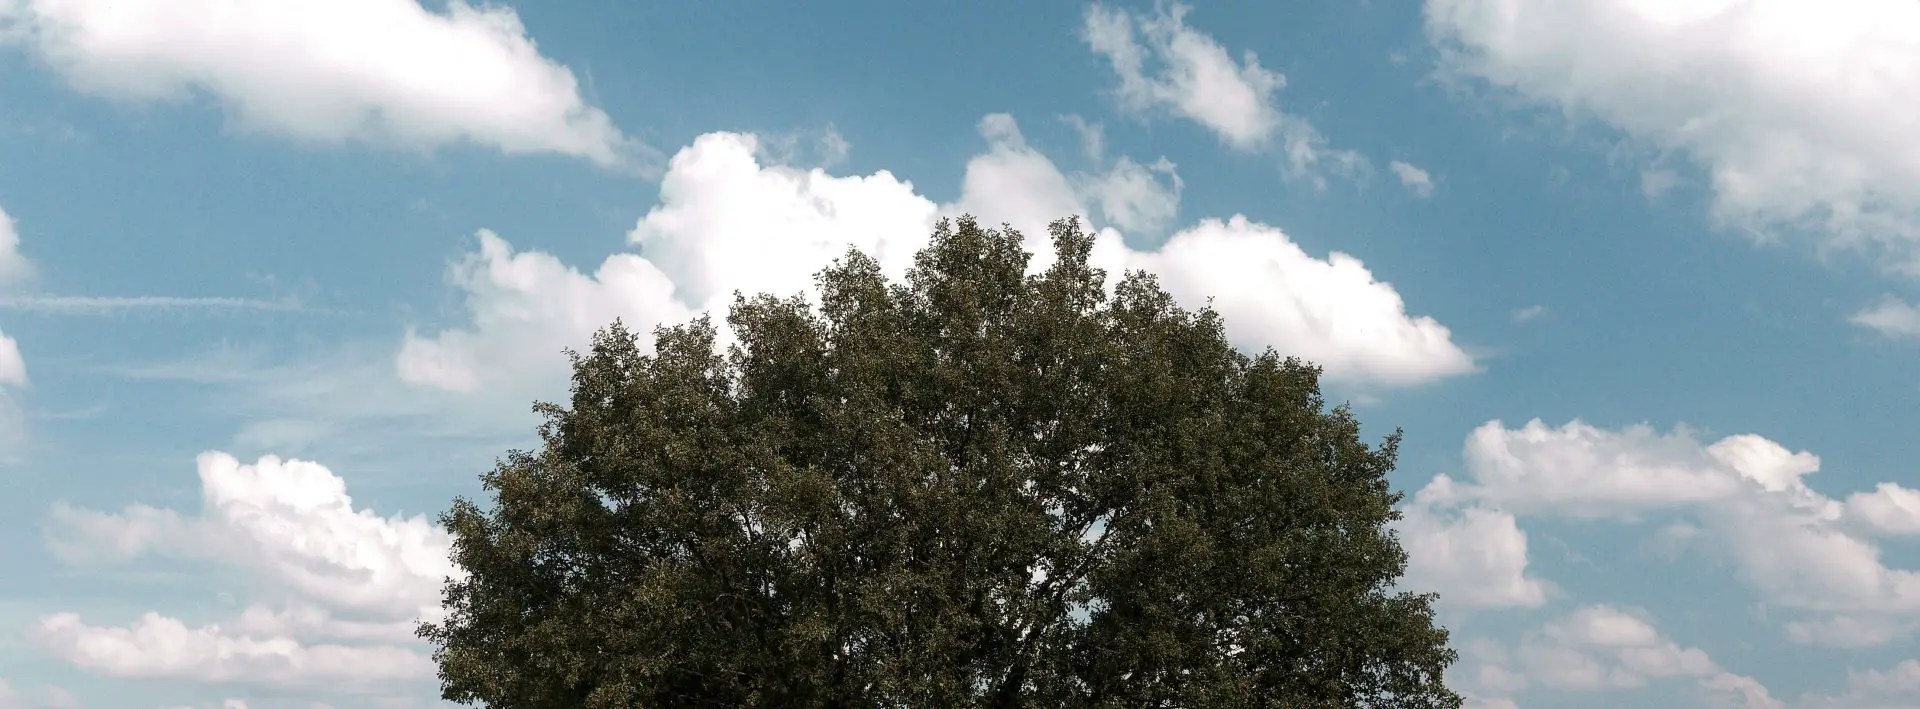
[[0, 295, 305, 315]]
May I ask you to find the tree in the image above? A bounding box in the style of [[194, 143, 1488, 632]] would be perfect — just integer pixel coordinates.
[[420, 216, 1461, 708]]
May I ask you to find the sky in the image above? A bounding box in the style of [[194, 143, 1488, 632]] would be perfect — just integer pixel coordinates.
[[0, 0, 1917, 707]]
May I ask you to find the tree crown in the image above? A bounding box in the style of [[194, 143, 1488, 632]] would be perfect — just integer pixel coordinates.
[[421, 216, 1459, 708]]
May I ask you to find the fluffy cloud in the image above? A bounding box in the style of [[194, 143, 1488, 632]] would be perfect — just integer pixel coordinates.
[[1074, 155, 1184, 235], [1081, 2, 1281, 150], [1849, 297, 1920, 339], [1514, 606, 1779, 707], [394, 229, 695, 395], [1425, 0, 1920, 269], [0, 0, 638, 166], [1119, 216, 1475, 386], [1423, 417, 1920, 647], [1846, 483, 1920, 536], [1454, 606, 1780, 708], [38, 451, 453, 688], [399, 114, 1473, 397], [1390, 161, 1436, 198], [1454, 419, 1801, 517], [1396, 475, 1549, 610], [1082, 2, 1367, 184]]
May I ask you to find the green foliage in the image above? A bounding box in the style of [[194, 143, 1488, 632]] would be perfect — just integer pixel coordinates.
[[420, 216, 1461, 708]]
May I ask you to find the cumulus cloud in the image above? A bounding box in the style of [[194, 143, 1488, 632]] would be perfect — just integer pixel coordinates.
[[399, 114, 1473, 397], [944, 114, 1183, 241], [1117, 216, 1475, 386], [0, 0, 640, 166], [1454, 606, 1778, 708], [38, 451, 453, 688], [1455, 419, 1755, 517], [1513, 606, 1779, 707], [1425, 0, 1920, 270], [1082, 2, 1367, 185], [1422, 417, 1920, 648], [1846, 483, 1920, 536], [1396, 475, 1549, 610], [395, 230, 695, 395], [1850, 297, 1920, 339], [1390, 161, 1436, 198]]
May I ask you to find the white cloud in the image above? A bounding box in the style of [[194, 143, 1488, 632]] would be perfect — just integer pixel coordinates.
[[0, 205, 30, 287], [1462, 696, 1518, 709], [36, 611, 432, 687], [0, 0, 639, 166], [0, 326, 25, 452], [1846, 483, 1920, 536], [951, 113, 1183, 239], [39, 451, 457, 688], [0, 679, 75, 709], [0, 327, 23, 387], [0, 208, 32, 449], [1512, 304, 1548, 322], [1121, 216, 1475, 387], [1075, 155, 1184, 235], [44, 501, 211, 564], [1391, 160, 1436, 198], [751, 126, 853, 170], [1425, 0, 1920, 269], [1082, 2, 1367, 185], [1799, 659, 1920, 709], [1514, 606, 1780, 707], [0, 209, 32, 453], [1082, 2, 1282, 150], [1447, 637, 1529, 708], [1641, 168, 1682, 199], [1783, 615, 1920, 649], [395, 229, 695, 395], [399, 114, 1473, 398], [1429, 417, 1920, 647], [1060, 114, 1106, 163], [1850, 297, 1920, 338], [1396, 475, 1549, 610], [1456, 419, 1754, 517], [0, 295, 300, 315]]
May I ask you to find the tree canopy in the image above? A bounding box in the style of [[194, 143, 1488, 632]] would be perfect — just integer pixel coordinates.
[[420, 216, 1460, 708]]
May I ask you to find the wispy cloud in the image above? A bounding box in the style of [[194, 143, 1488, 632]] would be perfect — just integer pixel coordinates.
[[0, 295, 304, 315], [1512, 305, 1549, 323], [1852, 296, 1920, 339], [1390, 161, 1435, 198]]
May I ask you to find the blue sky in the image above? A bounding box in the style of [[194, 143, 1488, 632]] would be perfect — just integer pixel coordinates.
[[0, 0, 1917, 707]]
